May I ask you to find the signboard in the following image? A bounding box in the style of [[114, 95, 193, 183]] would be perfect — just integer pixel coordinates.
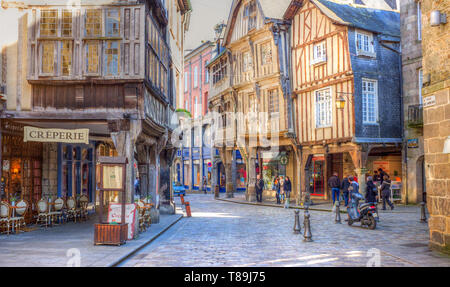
[[423, 96, 436, 108], [24, 126, 89, 144], [107, 203, 137, 240], [407, 138, 419, 148], [102, 165, 124, 189]]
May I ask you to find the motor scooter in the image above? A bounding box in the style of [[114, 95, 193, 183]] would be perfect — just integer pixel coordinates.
[[347, 191, 379, 230]]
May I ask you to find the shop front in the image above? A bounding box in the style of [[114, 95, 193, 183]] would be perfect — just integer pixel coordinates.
[[203, 158, 212, 192], [261, 151, 288, 189]]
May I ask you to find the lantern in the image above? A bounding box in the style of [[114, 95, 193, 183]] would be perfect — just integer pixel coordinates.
[[336, 95, 346, 110]]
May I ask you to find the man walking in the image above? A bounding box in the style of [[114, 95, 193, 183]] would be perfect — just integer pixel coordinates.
[[380, 175, 394, 210], [340, 175, 351, 207], [255, 174, 264, 203], [283, 176, 292, 208], [202, 176, 208, 194], [328, 172, 341, 205]]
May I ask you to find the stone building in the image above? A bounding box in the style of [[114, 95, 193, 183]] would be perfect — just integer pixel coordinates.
[[0, 0, 191, 224], [400, 0, 425, 204], [419, 0, 450, 254]]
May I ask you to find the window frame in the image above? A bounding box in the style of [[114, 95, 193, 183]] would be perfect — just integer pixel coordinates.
[[312, 41, 327, 65], [361, 79, 379, 125], [261, 41, 273, 66], [193, 66, 198, 88], [84, 40, 101, 75], [355, 30, 376, 57], [417, 2, 422, 41], [314, 87, 333, 128], [103, 40, 120, 76], [39, 40, 56, 76]]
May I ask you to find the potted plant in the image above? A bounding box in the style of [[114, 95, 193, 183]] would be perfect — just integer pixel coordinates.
[[145, 195, 153, 204], [10, 194, 18, 206]]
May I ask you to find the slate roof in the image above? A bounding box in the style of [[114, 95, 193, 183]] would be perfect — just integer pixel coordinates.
[[314, 0, 400, 37]]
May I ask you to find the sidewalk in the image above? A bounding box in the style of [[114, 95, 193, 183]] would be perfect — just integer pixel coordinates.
[[216, 192, 425, 215], [0, 212, 183, 267]]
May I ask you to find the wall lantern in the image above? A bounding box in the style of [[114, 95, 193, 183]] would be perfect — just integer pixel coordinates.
[[430, 10, 447, 26], [443, 136, 450, 154], [335, 92, 353, 110], [336, 95, 346, 110]]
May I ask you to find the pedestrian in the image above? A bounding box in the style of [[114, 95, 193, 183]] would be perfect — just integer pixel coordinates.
[[283, 176, 292, 208], [202, 176, 208, 194], [255, 174, 264, 203], [380, 175, 394, 210], [274, 176, 281, 204], [134, 177, 140, 198], [328, 172, 341, 205], [340, 175, 351, 207], [349, 176, 359, 194], [365, 176, 378, 203], [279, 176, 285, 203], [373, 170, 381, 182], [378, 168, 386, 184]]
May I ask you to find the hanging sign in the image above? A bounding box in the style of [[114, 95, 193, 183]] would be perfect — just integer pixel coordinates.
[[407, 138, 419, 148], [23, 126, 89, 144]]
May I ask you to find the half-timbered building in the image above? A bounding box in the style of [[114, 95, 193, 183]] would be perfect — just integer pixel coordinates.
[[284, 0, 402, 201], [0, 0, 191, 225]]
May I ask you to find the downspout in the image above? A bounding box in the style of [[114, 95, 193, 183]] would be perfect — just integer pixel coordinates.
[[380, 40, 407, 204]]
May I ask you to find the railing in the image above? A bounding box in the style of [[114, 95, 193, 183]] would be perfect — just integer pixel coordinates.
[[407, 104, 423, 128]]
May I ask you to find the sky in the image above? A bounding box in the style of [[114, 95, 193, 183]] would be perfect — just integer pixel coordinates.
[[184, 0, 234, 52]]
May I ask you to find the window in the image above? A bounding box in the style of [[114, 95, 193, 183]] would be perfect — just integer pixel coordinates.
[[85, 9, 102, 37], [195, 97, 198, 118], [417, 2, 422, 41], [312, 42, 327, 64], [212, 57, 227, 84], [184, 71, 188, 92], [244, 0, 257, 31], [315, 88, 332, 128], [61, 9, 73, 37], [106, 9, 120, 37], [205, 60, 209, 83], [243, 52, 253, 72], [249, 94, 257, 113], [194, 66, 198, 88], [104, 41, 119, 75], [268, 89, 279, 114], [147, 15, 169, 97], [40, 9, 57, 37], [418, 69, 423, 105], [261, 42, 272, 65], [41, 41, 55, 74], [362, 79, 378, 124], [85, 41, 100, 74], [356, 31, 375, 56], [61, 41, 72, 76]]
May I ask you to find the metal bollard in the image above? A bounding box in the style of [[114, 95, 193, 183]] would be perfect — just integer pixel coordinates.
[[335, 201, 341, 224], [303, 207, 313, 242], [184, 201, 192, 217], [293, 210, 301, 234], [180, 194, 185, 205], [420, 201, 427, 223]]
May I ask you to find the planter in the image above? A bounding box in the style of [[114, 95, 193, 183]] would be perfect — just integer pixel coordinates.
[[94, 223, 128, 246]]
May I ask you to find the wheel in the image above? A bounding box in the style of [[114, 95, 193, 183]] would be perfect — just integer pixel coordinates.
[[368, 215, 377, 230], [348, 218, 353, 226]]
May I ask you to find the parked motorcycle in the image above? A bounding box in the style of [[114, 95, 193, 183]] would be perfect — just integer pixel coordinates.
[[347, 191, 379, 230]]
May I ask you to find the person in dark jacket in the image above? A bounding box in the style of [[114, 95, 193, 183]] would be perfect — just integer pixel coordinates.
[[328, 172, 341, 205], [340, 176, 351, 207], [380, 175, 394, 210], [255, 174, 264, 203], [283, 176, 292, 208], [378, 168, 386, 184], [365, 176, 378, 203], [274, 176, 281, 204]]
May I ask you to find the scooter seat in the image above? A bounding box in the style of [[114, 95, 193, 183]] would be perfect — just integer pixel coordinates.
[[360, 203, 372, 209]]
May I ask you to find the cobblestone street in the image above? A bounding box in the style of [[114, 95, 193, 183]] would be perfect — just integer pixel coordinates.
[[121, 194, 450, 267]]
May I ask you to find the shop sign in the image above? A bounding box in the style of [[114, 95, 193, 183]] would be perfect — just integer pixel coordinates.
[[423, 95, 436, 108], [407, 138, 419, 148], [24, 126, 89, 144], [280, 155, 288, 165]]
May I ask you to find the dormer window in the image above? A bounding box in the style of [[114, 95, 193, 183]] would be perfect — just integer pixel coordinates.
[[311, 42, 327, 65], [356, 30, 376, 58], [244, 0, 257, 31]]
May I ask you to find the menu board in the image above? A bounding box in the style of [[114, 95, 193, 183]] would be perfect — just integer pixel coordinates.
[[102, 166, 123, 189], [107, 203, 137, 240]]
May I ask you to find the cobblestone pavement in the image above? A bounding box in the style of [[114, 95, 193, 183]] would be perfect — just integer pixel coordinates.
[[121, 193, 450, 267]]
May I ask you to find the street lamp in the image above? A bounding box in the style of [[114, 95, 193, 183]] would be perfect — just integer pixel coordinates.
[[335, 92, 354, 110]]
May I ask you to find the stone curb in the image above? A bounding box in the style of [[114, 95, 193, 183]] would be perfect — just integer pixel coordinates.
[[109, 214, 184, 267]]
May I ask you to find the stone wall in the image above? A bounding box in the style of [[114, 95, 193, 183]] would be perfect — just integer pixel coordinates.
[[420, 0, 450, 254], [41, 143, 58, 199]]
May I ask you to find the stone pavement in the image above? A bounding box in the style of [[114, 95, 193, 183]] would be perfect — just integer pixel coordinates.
[[121, 193, 450, 267], [0, 212, 183, 267]]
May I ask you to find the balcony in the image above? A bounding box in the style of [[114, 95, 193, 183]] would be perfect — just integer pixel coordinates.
[[407, 104, 423, 128]]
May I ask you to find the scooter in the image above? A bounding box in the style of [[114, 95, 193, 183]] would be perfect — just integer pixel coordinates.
[[347, 191, 379, 230]]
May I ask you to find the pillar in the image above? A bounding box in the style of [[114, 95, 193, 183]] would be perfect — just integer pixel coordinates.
[[225, 149, 234, 198], [246, 147, 257, 202]]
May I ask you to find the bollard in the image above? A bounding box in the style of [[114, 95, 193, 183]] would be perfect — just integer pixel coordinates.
[[184, 201, 192, 217], [335, 201, 341, 224], [303, 207, 313, 242], [420, 201, 427, 223], [293, 210, 301, 234], [180, 194, 185, 205], [214, 185, 219, 199]]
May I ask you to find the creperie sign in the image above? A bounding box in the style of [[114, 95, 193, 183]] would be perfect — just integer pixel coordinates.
[[24, 126, 89, 144]]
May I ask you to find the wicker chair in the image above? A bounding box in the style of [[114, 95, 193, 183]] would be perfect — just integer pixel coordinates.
[[66, 197, 78, 223], [136, 201, 146, 233], [49, 198, 65, 224], [144, 203, 152, 229], [0, 201, 11, 235], [36, 199, 49, 228], [79, 195, 89, 221], [10, 199, 28, 233]]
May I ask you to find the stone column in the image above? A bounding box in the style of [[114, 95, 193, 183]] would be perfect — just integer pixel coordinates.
[[355, 168, 368, 198], [246, 147, 257, 202]]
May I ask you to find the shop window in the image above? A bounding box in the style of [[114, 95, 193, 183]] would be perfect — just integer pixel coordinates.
[[104, 41, 120, 75], [40, 9, 57, 37], [61, 41, 73, 76], [85, 9, 102, 37]]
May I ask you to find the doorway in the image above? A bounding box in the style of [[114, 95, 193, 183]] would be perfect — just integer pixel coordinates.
[[311, 156, 325, 196]]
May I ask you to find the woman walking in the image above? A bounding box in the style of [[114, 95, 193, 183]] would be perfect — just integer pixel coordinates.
[[274, 176, 281, 204], [380, 175, 394, 210], [283, 176, 292, 209], [365, 176, 378, 203]]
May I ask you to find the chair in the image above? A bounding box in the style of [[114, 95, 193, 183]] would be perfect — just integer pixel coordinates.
[[66, 197, 78, 223], [49, 198, 64, 224], [0, 201, 11, 235], [79, 195, 89, 221], [36, 199, 49, 228], [136, 201, 146, 233], [11, 199, 28, 233], [143, 202, 152, 229]]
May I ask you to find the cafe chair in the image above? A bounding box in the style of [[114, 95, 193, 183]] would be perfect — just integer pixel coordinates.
[[36, 199, 50, 228], [66, 197, 79, 223], [10, 199, 28, 233], [0, 201, 11, 235], [49, 197, 65, 224], [79, 195, 89, 221]]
